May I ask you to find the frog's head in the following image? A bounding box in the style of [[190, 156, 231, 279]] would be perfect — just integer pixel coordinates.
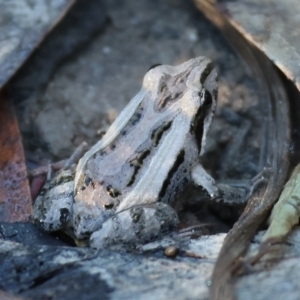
[[143, 57, 217, 155]]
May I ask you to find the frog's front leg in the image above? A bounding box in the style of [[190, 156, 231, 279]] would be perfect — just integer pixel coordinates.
[[89, 202, 179, 250], [33, 168, 74, 232]]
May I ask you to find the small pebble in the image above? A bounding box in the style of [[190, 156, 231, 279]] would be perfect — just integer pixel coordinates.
[[164, 246, 179, 258]]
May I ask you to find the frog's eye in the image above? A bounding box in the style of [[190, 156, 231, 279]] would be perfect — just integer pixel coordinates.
[[203, 90, 212, 107], [148, 63, 161, 71]]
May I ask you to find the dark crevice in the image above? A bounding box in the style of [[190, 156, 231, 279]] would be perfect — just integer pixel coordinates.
[[158, 150, 185, 200]]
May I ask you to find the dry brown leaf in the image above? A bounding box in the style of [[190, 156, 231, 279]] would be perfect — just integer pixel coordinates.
[[0, 92, 31, 222]]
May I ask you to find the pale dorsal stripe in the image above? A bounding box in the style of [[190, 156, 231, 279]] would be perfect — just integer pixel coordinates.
[[116, 113, 190, 212], [75, 90, 147, 187]]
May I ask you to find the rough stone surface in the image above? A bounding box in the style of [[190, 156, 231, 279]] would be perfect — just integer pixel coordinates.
[[0, 0, 75, 89], [216, 0, 300, 92], [0, 232, 226, 300], [2, 228, 300, 299]]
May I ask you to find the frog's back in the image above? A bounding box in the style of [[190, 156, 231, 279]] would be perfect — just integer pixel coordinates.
[[72, 57, 217, 238]]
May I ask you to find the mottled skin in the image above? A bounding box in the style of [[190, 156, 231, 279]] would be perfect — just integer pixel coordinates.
[[33, 57, 220, 249]]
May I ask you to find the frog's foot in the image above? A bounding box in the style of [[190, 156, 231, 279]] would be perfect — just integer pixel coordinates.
[[192, 163, 270, 205], [246, 166, 271, 198], [216, 167, 271, 205], [89, 202, 179, 250], [32, 169, 74, 232], [191, 163, 247, 204]]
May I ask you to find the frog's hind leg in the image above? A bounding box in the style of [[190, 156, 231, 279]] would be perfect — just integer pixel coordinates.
[[32, 142, 88, 232], [89, 202, 179, 250], [33, 168, 75, 232]]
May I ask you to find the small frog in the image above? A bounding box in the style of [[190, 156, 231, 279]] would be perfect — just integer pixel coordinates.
[[33, 57, 248, 249]]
